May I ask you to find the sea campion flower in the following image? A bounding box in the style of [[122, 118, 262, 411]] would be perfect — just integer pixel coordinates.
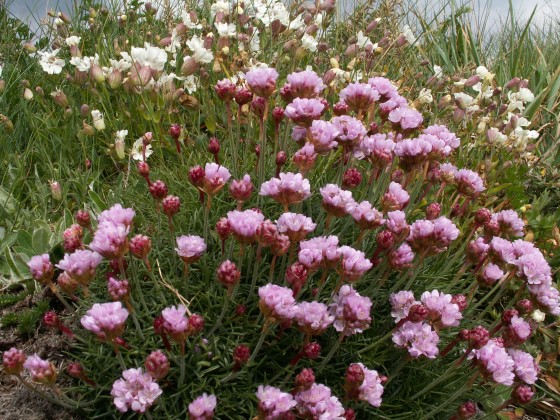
[[338, 246, 373, 282], [308, 120, 340, 154], [455, 169, 485, 196], [352, 201, 385, 230], [245, 67, 279, 98], [203, 163, 231, 195], [285, 98, 325, 126], [295, 383, 345, 418], [420, 290, 463, 328], [23, 354, 57, 385], [227, 210, 265, 244], [175, 235, 207, 264], [340, 82, 379, 113], [276, 213, 316, 242], [474, 339, 515, 385], [56, 250, 103, 285], [27, 254, 55, 284], [294, 302, 334, 335], [258, 284, 297, 323], [189, 393, 217, 420], [256, 385, 296, 419], [330, 285, 372, 336], [111, 368, 162, 413], [392, 321, 440, 359], [260, 172, 311, 208], [320, 184, 356, 217], [81, 302, 128, 342], [382, 182, 410, 211]]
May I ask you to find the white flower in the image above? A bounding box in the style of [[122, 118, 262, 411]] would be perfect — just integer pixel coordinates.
[[215, 22, 236, 38], [0, 63, 3, 78], [417, 88, 433, 104], [183, 75, 198, 94], [37, 49, 65, 74], [517, 88, 535, 102], [210, 1, 230, 19], [356, 31, 373, 49], [115, 130, 128, 142], [453, 78, 467, 88], [531, 309, 546, 323], [249, 29, 261, 53], [402, 25, 417, 44], [131, 43, 167, 71], [289, 13, 306, 30], [255, 1, 289, 27], [69, 54, 99, 72], [486, 127, 507, 143], [65, 36, 81, 46], [91, 110, 105, 131], [181, 10, 202, 29], [475, 65, 494, 82], [454, 92, 475, 108], [433, 65, 443, 79], [472, 82, 493, 100], [315, 12, 324, 26], [109, 58, 132, 72], [131, 138, 153, 161], [186, 36, 214, 64], [301, 34, 318, 52], [165, 29, 182, 54]]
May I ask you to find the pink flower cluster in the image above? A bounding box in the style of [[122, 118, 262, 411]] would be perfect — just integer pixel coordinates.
[[188, 393, 217, 420], [260, 172, 311, 207], [111, 368, 162, 413], [330, 285, 372, 336], [175, 235, 207, 263], [89, 204, 134, 260], [407, 217, 459, 255], [294, 383, 345, 418], [256, 385, 297, 419], [81, 301, 129, 341]]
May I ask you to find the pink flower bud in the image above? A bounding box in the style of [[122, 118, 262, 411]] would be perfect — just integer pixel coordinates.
[[137, 161, 150, 178], [208, 137, 221, 155], [162, 195, 181, 218], [169, 123, 182, 139], [516, 299, 532, 315], [234, 87, 253, 105], [233, 344, 250, 367], [217, 260, 241, 289], [189, 165, 205, 188], [342, 168, 362, 189], [425, 203, 441, 220], [216, 217, 231, 241], [149, 180, 168, 200], [2, 347, 26, 375], [129, 235, 151, 260], [145, 350, 170, 380], [457, 401, 477, 419], [345, 363, 365, 386], [303, 341, 321, 359], [295, 367, 315, 390], [512, 385, 534, 404]]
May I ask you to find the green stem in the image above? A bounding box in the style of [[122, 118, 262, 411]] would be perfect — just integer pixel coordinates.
[[318, 333, 345, 372], [16, 376, 78, 410], [178, 341, 186, 388], [208, 284, 238, 337]]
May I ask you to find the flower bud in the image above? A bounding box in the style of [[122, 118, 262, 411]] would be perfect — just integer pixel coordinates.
[[145, 350, 169, 380], [425, 202, 441, 220], [137, 161, 150, 178], [512, 385, 534, 405], [149, 180, 168, 200], [51, 90, 69, 108], [345, 363, 365, 386], [50, 181, 62, 201], [189, 165, 205, 188], [501, 308, 518, 324], [130, 235, 152, 259], [208, 137, 221, 155], [23, 88, 33, 100], [187, 314, 205, 335], [181, 56, 199, 76], [2, 348, 26, 375], [217, 260, 241, 288], [295, 368, 315, 390], [91, 110, 105, 131], [457, 401, 477, 419], [162, 195, 181, 218], [407, 304, 429, 322], [516, 299, 532, 315], [303, 341, 321, 359], [233, 344, 250, 367], [376, 230, 394, 250], [342, 168, 362, 189], [114, 138, 125, 160]]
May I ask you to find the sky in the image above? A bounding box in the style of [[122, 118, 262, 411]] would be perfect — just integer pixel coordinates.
[[5, 0, 560, 30]]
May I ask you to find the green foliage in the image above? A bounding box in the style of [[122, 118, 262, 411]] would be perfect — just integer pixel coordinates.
[[0, 299, 49, 336]]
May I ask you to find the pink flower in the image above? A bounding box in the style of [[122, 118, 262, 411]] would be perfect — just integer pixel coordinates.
[[493, 210, 525, 238], [145, 350, 170, 380], [356, 363, 385, 407], [81, 301, 129, 341], [175, 235, 206, 263], [56, 250, 103, 285], [330, 284, 372, 336], [27, 254, 55, 283], [291, 125, 308, 143], [256, 385, 297, 420], [389, 243, 415, 269], [407, 217, 459, 255], [388, 107, 423, 131], [508, 349, 539, 384], [392, 321, 440, 359], [489, 237, 516, 264], [161, 304, 190, 341], [23, 354, 57, 385], [295, 383, 345, 418], [389, 290, 418, 322], [352, 200, 385, 230], [423, 124, 460, 156], [386, 210, 409, 237], [285, 70, 326, 99], [382, 182, 410, 211], [107, 276, 130, 300], [355, 133, 395, 167], [340, 82, 379, 112], [368, 77, 398, 101], [260, 172, 311, 207], [293, 143, 317, 173], [284, 98, 325, 126], [474, 339, 515, 385], [320, 184, 356, 217], [189, 393, 217, 420], [89, 222, 130, 260], [111, 368, 162, 413], [420, 290, 462, 328], [98, 204, 135, 228], [309, 120, 339, 154], [467, 237, 489, 264], [298, 236, 340, 270], [276, 213, 316, 242], [379, 94, 408, 114], [294, 301, 334, 335], [258, 284, 297, 322], [455, 169, 485, 196], [331, 115, 367, 145], [227, 209, 265, 244], [338, 246, 373, 282], [203, 163, 231, 195], [229, 174, 253, 202], [2, 347, 26, 375], [503, 315, 532, 346], [440, 163, 458, 181], [478, 263, 504, 287], [245, 67, 279, 98], [394, 137, 432, 170], [531, 285, 560, 315], [215, 78, 237, 102]]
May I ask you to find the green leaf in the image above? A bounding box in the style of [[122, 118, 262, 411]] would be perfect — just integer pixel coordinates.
[[32, 227, 50, 254], [88, 190, 107, 213]]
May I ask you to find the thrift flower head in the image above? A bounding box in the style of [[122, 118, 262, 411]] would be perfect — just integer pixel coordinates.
[[407, 217, 459, 255], [227, 209, 265, 244], [260, 172, 311, 207], [455, 169, 486, 196], [390, 290, 418, 322], [508, 349, 539, 384], [89, 222, 130, 260], [175, 235, 206, 263], [420, 290, 462, 328], [479, 263, 504, 287], [189, 393, 217, 420], [294, 301, 334, 335], [338, 246, 373, 282], [330, 284, 372, 336], [229, 174, 253, 202], [340, 82, 379, 112], [2, 347, 26, 375], [332, 115, 367, 145], [503, 315, 532, 346], [295, 383, 345, 418], [111, 368, 162, 413], [389, 243, 415, 269], [320, 184, 357, 217], [285, 70, 325, 99], [293, 143, 317, 173], [56, 250, 103, 285], [388, 107, 423, 131], [203, 163, 231, 195], [355, 133, 395, 166], [256, 385, 297, 420], [368, 77, 398, 101], [245, 67, 279, 98], [493, 210, 525, 238], [355, 363, 385, 407], [394, 138, 432, 170], [352, 201, 385, 230], [423, 124, 460, 155], [298, 236, 340, 270], [386, 210, 409, 237], [277, 213, 316, 242], [309, 120, 340, 154], [475, 339, 515, 385], [27, 254, 54, 284], [81, 301, 129, 341], [285, 98, 325, 126], [382, 182, 410, 211], [145, 350, 169, 380], [258, 284, 297, 322], [392, 321, 440, 359], [97, 204, 135, 227], [161, 304, 189, 341], [23, 354, 57, 385]]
